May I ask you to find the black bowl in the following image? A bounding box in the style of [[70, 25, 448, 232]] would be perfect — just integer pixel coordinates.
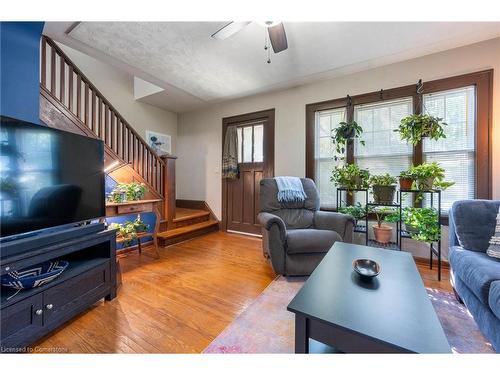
[[353, 259, 380, 279]]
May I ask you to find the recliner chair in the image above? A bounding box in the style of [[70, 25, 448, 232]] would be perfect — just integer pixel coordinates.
[[257, 178, 355, 276]]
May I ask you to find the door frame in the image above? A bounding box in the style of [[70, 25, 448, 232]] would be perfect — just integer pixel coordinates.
[[221, 108, 275, 232]]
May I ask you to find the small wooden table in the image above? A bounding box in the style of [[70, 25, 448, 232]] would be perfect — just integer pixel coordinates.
[[105, 199, 162, 258]]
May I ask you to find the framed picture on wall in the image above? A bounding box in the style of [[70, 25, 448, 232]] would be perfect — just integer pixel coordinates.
[[146, 130, 171, 156]]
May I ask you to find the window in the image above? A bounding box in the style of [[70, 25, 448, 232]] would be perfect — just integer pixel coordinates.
[[423, 86, 475, 212], [314, 107, 346, 207], [236, 123, 264, 163], [354, 97, 413, 180], [305, 70, 492, 214]]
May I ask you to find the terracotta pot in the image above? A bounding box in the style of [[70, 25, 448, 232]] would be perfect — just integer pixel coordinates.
[[372, 185, 396, 204], [399, 177, 413, 190], [373, 224, 393, 244]]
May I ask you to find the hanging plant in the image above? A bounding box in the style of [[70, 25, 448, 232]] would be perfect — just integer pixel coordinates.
[[394, 114, 447, 145], [331, 120, 365, 161]]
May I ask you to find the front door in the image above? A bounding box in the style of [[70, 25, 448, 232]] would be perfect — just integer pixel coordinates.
[[222, 109, 275, 235]]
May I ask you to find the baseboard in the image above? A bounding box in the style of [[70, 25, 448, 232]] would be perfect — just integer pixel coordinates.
[[413, 255, 450, 269]]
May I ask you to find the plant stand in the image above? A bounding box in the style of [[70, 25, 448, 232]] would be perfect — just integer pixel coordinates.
[[336, 187, 443, 281]]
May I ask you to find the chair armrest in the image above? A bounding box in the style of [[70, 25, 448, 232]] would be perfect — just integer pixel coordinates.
[[258, 212, 286, 242], [313, 211, 355, 242]]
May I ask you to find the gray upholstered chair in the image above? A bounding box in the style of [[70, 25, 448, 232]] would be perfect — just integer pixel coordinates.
[[257, 178, 355, 276]]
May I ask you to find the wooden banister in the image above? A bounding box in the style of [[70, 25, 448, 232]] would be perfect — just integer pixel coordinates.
[[161, 156, 177, 229], [40, 36, 169, 204]]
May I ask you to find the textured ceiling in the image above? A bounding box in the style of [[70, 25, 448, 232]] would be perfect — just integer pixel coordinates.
[[45, 22, 500, 113]]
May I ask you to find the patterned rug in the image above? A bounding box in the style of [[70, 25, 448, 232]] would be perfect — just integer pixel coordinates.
[[203, 276, 494, 353]]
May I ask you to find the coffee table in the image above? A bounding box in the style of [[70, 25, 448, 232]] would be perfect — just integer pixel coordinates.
[[287, 242, 451, 353]]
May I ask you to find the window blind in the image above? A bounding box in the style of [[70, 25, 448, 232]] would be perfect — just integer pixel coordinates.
[[314, 107, 346, 207], [423, 86, 476, 212], [354, 97, 413, 203]]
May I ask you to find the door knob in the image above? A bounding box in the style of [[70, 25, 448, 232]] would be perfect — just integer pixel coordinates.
[[46, 304, 53, 310], [35, 309, 43, 315]]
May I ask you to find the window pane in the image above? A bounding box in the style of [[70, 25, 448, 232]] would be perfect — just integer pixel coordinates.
[[253, 124, 264, 162], [243, 126, 253, 162], [423, 86, 475, 212], [237, 127, 242, 163], [314, 107, 346, 207], [354, 97, 413, 203]]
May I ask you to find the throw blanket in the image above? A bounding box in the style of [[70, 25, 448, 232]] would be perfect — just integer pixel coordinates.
[[222, 126, 239, 179], [274, 176, 307, 203], [487, 208, 500, 259]]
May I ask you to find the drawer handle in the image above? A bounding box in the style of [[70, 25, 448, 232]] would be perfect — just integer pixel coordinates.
[[35, 309, 43, 316], [46, 304, 54, 310]]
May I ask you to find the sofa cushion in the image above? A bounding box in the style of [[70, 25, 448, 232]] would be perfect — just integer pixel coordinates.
[[451, 200, 500, 252], [449, 246, 500, 305], [286, 229, 341, 254], [489, 281, 500, 321]]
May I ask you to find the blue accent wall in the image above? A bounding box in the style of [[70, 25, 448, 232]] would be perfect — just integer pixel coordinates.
[[0, 22, 45, 124]]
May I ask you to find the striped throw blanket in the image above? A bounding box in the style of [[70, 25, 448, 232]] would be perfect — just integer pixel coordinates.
[[487, 208, 500, 259], [274, 176, 307, 203]]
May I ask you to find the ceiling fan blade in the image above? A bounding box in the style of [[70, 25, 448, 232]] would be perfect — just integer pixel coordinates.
[[211, 21, 251, 40], [268, 22, 288, 53]]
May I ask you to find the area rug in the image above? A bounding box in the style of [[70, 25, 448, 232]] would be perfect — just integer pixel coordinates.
[[203, 276, 494, 354]]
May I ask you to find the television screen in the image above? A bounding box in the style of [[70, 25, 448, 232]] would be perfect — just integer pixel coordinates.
[[0, 116, 105, 239]]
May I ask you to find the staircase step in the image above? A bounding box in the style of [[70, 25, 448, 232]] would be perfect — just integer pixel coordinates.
[[158, 220, 219, 240], [173, 208, 210, 223]]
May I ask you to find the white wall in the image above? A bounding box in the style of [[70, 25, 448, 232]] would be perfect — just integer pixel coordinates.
[[58, 43, 178, 153], [177, 37, 500, 259]]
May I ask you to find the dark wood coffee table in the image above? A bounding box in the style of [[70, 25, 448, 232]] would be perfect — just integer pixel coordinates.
[[287, 242, 451, 353]]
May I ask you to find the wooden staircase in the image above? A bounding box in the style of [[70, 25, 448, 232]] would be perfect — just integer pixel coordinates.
[[38, 36, 218, 246]]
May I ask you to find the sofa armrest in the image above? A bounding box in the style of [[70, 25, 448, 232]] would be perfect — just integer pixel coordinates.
[[313, 211, 355, 242], [258, 212, 286, 242]]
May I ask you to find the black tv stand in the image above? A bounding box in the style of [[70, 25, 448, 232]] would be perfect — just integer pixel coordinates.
[[0, 228, 116, 351]]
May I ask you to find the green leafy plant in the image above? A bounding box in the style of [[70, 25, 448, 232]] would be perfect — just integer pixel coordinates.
[[109, 217, 150, 247], [369, 206, 400, 228], [402, 207, 440, 243], [399, 169, 417, 180], [0, 177, 20, 196], [394, 114, 447, 145], [331, 164, 370, 191], [408, 162, 454, 191], [109, 182, 147, 202], [369, 173, 397, 187], [331, 121, 365, 161], [338, 203, 367, 224]]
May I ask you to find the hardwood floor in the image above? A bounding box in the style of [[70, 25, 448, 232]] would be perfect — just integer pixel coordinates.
[[34, 232, 451, 353]]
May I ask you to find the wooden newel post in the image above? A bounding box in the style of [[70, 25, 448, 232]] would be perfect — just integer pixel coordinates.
[[161, 155, 177, 230]]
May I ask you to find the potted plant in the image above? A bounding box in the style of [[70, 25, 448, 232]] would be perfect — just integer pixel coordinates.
[[109, 217, 150, 247], [370, 207, 399, 244], [402, 207, 440, 243], [408, 162, 454, 191], [398, 169, 416, 190], [331, 120, 365, 161], [394, 114, 447, 145], [338, 203, 366, 226], [369, 173, 397, 204], [120, 182, 147, 201], [331, 164, 370, 191]]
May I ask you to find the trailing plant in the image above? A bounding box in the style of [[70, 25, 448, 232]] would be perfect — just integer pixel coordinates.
[[331, 120, 365, 161], [408, 162, 454, 191], [118, 182, 147, 201], [109, 217, 150, 247], [394, 114, 447, 145], [0, 177, 20, 196], [338, 203, 367, 223], [402, 207, 440, 243], [369, 173, 397, 187], [330, 164, 370, 191]]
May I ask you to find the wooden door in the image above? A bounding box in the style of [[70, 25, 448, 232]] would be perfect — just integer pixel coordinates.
[[222, 109, 275, 235]]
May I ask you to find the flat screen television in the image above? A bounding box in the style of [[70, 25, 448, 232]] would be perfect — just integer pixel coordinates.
[[0, 116, 105, 241]]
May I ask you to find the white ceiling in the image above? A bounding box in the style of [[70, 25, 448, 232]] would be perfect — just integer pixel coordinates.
[[44, 22, 500, 113]]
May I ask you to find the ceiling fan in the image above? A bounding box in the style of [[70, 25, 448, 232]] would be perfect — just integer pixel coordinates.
[[211, 21, 288, 55]]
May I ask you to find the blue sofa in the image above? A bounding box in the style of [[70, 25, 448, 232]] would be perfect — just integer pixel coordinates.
[[449, 200, 500, 352]]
